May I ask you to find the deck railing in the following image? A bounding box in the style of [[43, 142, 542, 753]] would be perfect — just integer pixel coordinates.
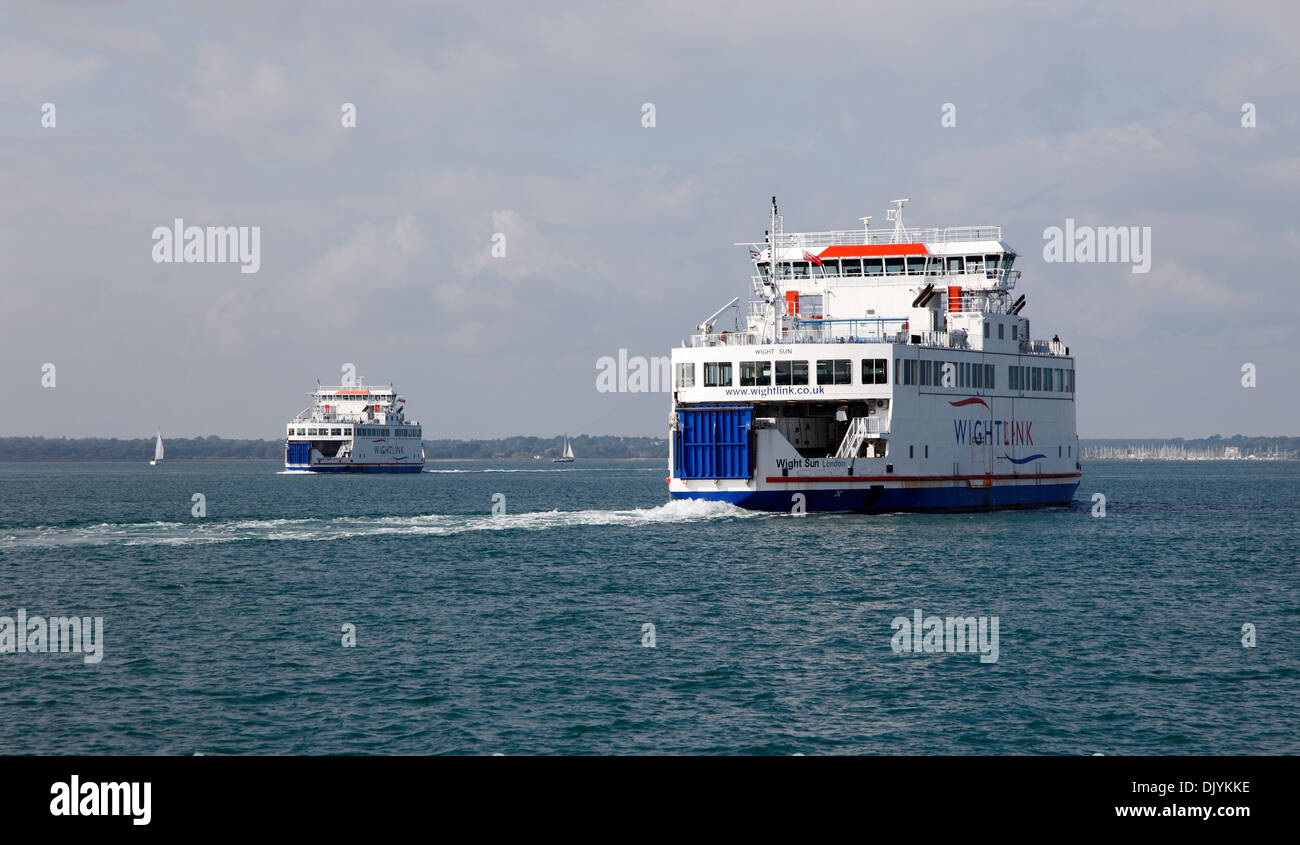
[[687, 329, 1069, 356], [751, 225, 1004, 250]]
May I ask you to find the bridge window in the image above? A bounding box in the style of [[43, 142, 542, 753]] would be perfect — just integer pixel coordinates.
[[775, 360, 809, 385], [927, 255, 945, 275], [884, 256, 904, 275], [332, 428, 342, 435], [792, 261, 810, 278], [947, 256, 964, 274], [814, 259, 838, 278], [986, 254, 1002, 278], [704, 362, 733, 387], [842, 259, 862, 276], [966, 255, 984, 274], [739, 361, 772, 386], [757, 262, 770, 281], [906, 256, 926, 275], [864, 258, 884, 276], [817, 359, 851, 385], [676, 362, 695, 388]]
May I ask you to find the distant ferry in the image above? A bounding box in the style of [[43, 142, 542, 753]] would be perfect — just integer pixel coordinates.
[[284, 378, 423, 472], [667, 198, 1081, 511]]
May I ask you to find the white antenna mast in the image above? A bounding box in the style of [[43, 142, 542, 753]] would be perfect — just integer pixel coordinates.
[[858, 215, 872, 242], [770, 196, 783, 343], [887, 198, 909, 243]]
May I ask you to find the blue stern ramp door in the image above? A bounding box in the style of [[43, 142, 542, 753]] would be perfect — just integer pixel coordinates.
[[674, 406, 753, 480]]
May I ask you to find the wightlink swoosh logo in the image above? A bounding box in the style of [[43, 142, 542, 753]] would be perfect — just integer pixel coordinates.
[[949, 397, 988, 409], [1002, 453, 1047, 464]]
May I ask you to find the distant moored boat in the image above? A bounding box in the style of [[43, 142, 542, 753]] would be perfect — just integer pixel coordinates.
[[553, 435, 575, 463]]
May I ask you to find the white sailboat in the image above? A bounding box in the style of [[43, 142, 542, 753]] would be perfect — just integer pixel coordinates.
[[150, 429, 164, 466], [553, 435, 575, 463]]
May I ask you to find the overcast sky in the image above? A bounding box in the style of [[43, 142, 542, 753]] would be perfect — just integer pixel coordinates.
[[2, 0, 1297, 439]]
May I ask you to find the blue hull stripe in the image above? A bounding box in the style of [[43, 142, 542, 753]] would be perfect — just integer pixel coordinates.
[[285, 464, 424, 473], [671, 481, 1080, 512]]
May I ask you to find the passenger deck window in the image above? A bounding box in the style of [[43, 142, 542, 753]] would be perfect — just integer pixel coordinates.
[[817, 359, 851, 385], [774, 360, 800, 385], [676, 362, 695, 388], [704, 362, 733, 387], [861, 358, 887, 384], [739, 361, 772, 386], [773, 359, 809, 385]]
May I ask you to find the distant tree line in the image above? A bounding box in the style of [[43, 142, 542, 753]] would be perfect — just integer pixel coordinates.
[[1081, 435, 1300, 452], [0, 435, 668, 461], [421, 435, 665, 460], [4, 434, 1292, 461]]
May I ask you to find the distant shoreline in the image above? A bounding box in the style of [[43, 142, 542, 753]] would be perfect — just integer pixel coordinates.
[[1, 434, 1295, 463]]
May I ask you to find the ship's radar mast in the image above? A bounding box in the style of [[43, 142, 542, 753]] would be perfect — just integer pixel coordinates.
[[887, 198, 909, 243]]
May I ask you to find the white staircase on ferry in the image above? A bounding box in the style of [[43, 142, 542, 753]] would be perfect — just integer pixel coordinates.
[[834, 418, 870, 459]]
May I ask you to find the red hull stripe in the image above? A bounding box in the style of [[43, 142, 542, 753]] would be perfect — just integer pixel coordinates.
[[763, 472, 1082, 483], [818, 243, 929, 258]]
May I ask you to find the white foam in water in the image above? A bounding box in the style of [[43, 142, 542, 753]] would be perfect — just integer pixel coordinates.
[[0, 500, 758, 548]]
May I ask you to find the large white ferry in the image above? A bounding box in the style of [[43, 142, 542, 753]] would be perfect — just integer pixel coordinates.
[[284, 379, 424, 472], [667, 198, 1080, 511]]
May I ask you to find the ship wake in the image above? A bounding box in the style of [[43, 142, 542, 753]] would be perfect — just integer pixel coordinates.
[[0, 499, 757, 548]]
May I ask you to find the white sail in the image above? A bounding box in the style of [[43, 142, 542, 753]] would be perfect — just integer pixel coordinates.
[[154, 430, 164, 462], [563, 438, 574, 459]]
